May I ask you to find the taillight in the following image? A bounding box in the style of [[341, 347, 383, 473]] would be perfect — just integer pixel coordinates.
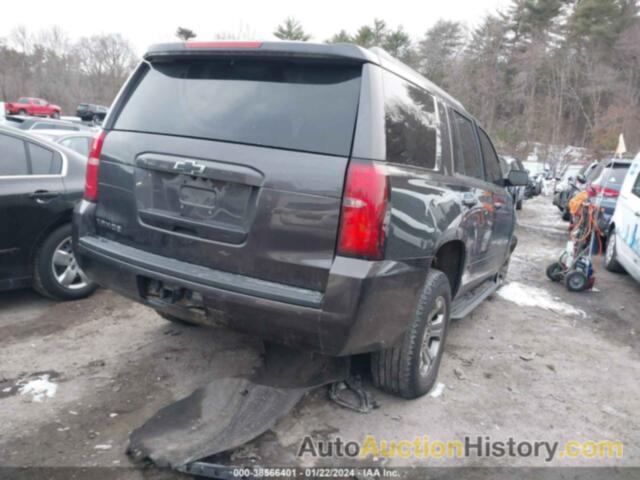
[[590, 184, 619, 198], [337, 161, 390, 260], [84, 131, 106, 202]]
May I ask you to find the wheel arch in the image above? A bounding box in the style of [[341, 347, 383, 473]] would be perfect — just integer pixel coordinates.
[[431, 239, 465, 298], [28, 210, 73, 265]]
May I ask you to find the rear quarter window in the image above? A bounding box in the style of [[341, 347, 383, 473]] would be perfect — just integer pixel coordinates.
[[382, 70, 438, 170], [28, 143, 61, 175], [0, 133, 28, 176], [114, 59, 362, 157]]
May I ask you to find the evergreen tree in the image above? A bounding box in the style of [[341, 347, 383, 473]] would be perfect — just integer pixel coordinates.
[[175, 27, 196, 42], [273, 17, 311, 41]]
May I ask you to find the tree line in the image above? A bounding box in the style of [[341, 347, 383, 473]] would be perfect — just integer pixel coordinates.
[[0, 27, 137, 116], [273, 0, 640, 157], [1, 0, 638, 158]]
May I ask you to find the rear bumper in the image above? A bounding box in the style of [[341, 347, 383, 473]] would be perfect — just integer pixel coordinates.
[[73, 201, 425, 356]]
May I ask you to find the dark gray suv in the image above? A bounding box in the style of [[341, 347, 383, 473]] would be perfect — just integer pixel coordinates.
[[73, 41, 526, 399]]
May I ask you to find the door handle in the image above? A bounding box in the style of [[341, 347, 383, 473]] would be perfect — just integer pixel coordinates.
[[462, 193, 477, 207], [29, 190, 60, 203]]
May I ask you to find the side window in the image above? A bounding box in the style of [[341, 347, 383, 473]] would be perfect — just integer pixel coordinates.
[[632, 171, 640, 198], [478, 128, 502, 184], [451, 110, 484, 180], [383, 70, 438, 170], [0, 134, 29, 176], [28, 143, 61, 175]]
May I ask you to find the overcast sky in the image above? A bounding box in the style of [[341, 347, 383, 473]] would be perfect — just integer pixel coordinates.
[[1, 0, 513, 54]]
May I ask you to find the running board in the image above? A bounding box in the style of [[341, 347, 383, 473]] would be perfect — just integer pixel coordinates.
[[450, 277, 501, 320]]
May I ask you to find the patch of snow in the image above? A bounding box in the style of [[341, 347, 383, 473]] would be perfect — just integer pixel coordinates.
[[429, 382, 445, 398], [94, 444, 112, 450], [18, 375, 58, 402], [498, 282, 586, 317]]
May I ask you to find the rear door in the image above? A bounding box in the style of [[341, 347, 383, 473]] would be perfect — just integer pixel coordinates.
[[448, 109, 497, 291], [96, 56, 362, 291]]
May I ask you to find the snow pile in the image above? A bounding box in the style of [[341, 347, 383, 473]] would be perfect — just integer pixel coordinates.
[[18, 375, 58, 402], [429, 383, 445, 398], [498, 282, 586, 317]]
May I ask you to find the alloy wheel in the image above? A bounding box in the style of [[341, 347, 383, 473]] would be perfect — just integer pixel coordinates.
[[51, 237, 89, 290], [419, 296, 446, 376]]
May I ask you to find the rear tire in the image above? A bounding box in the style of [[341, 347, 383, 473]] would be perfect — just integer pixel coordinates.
[[18, 109, 27, 116], [371, 269, 451, 399], [51, 111, 60, 119], [516, 198, 523, 210], [33, 224, 98, 301], [603, 230, 625, 273], [562, 210, 571, 222]]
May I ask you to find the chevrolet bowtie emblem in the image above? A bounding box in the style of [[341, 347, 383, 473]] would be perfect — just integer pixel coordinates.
[[173, 160, 206, 175]]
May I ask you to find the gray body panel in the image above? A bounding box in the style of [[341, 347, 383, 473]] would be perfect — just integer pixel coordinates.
[[74, 42, 516, 355]]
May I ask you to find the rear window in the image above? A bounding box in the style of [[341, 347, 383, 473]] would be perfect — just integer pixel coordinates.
[[592, 163, 630, 188], [114, 59, 362, 156]]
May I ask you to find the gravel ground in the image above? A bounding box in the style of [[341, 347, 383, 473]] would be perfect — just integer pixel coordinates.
[[1, 195, 639, 478]]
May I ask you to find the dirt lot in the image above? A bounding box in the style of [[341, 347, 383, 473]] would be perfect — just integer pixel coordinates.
[[1, 195, 639, 477]]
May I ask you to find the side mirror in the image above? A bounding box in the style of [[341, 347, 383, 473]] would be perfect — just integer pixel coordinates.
[[506, 169, 529, 187], [576, 174, 587, 184]]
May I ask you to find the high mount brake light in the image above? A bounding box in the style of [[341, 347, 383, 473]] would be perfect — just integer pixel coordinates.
[[185, 41, 263, 49], [337, 161, 390, 260], [84, 131, 106, 202]]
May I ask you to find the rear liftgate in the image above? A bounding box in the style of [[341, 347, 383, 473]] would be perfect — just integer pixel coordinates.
[[127, 344, 350, 472]]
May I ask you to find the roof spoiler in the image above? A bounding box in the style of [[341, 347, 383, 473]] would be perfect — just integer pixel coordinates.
[[143, 41, 380, 65]]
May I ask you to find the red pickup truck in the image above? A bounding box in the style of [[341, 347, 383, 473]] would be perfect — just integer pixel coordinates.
[[5, 97, 61, 118]]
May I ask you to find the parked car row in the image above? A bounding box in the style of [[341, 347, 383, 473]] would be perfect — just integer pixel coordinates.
[[4, 97, 109, 125], [553, 158, 633, 227], [549, 153, 640, 284]]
